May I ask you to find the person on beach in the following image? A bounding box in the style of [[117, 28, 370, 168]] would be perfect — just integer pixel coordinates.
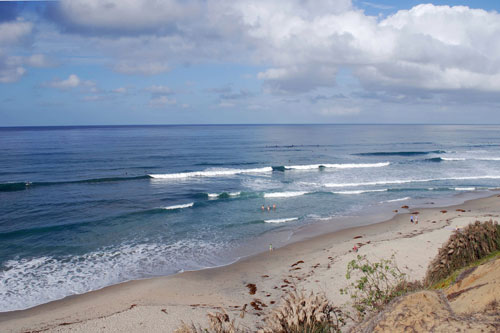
[[353, 245, 358, 252], [410, 215, 414, 223], [269, 243, 273, 252], [273, 204, 276, 211], [415, 215, 418, 224]]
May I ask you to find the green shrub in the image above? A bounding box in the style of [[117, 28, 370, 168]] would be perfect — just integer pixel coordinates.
[[340, 254, 415, 320]]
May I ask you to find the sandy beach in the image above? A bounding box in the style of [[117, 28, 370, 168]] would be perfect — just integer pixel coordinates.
[[1, 193, 499, 332]]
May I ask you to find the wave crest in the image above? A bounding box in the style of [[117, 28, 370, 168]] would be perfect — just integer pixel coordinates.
[[150, 167, 272, 179], [264, 217, 299, 223], [163, 203, 194, 210], [332, 189, 388, 195]]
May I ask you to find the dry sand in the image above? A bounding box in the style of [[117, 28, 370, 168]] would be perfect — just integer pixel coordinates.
[[1, 193, 500, 332]]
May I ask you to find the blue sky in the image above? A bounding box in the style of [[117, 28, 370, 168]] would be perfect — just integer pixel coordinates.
[[1, 0, 500, 125]]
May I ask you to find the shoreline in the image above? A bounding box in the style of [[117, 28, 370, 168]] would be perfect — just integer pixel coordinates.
[[2, 192, 500, 332]]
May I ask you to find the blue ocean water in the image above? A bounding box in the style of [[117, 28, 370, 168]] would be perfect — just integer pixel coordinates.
[[1, 124, 500, 311]]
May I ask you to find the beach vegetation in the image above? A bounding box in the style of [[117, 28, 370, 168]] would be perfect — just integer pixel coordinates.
[[339, 254, 419, 320], [425, 220, 500, 286], [430, 249, 500, 290], [258, 290, 346, 333], [175, 309, 245, 333], [175, 291, 347, 333]]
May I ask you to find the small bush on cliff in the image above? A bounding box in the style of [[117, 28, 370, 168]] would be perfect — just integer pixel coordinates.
[[340, 254, 416, 320], [425, 220, 500, 286], [258, 290, 346, 333]]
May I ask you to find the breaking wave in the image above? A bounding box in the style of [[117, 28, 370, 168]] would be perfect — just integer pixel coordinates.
[[163, 203, 194, 210], [324, 175, 500, 188], [354, 150, 445, 157], [150, 167, 273, 179], [264, 217, 299, 223], [332, 189, 388, 195], [273, 162, 390, 171]]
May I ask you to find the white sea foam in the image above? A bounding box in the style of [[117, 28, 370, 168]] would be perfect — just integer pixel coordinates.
[[332, 189, 388, 195], [0, 241, 227, 312], [325, 179, 415, 187], [264, 217, 299, 223], [208, 192, 241, 199], [442, 157, 500, 161], [306, 214, 333, 221], [150, 163, 389, 180], [150, 167, 273, 179], [321, 162, 390, 169], [441, 157, 466, 161], [264, 191, 308, 198], [325, 175, 500, 188], [164, 202, 194, 210], [285, 162, 390, 170], [454, 187, 476, 191], [384, 197, 411, 203]]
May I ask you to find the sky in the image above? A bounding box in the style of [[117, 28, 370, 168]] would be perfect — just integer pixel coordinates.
[[1, 0, 500, 126]]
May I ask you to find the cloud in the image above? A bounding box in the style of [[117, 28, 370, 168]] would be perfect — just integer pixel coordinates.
[[82, 94, 106, 102], [145, 85, 172, 95], [248, 3, 500, 97], [0, 54, 25, 83], [208, 85, 253, 100], [149, 95, 176, 107], [0, 19, 33, 45], [113, 60, 169, 75], [258, 65, 337, 94], [40, 1, 500, 105], [0, 15, 49, 84], [112, 87, 127, 94], [25, 54, 54, 68], [0, 52, 53, 83], [218, 101, 235, 108], [48, 74, 80, 89], [45, 74, 96, 90], [48, 0, 202, 36], [319, 105, 360, 116]]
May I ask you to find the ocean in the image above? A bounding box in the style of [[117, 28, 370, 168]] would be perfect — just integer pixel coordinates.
[[1, 124, 500, 312]]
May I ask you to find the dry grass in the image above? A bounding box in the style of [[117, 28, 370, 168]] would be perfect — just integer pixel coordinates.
[[258, 291, 346, 333], [174, 309, 245, 333], [425, 220, 500, 286]]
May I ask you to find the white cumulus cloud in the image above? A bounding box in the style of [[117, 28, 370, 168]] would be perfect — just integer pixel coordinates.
[[40, 1, 500, 102], [45, 74, 96, 90], [0, 20, 33, 45]]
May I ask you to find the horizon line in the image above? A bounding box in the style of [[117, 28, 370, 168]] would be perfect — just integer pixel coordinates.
[[2, 123, 500, 128]]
